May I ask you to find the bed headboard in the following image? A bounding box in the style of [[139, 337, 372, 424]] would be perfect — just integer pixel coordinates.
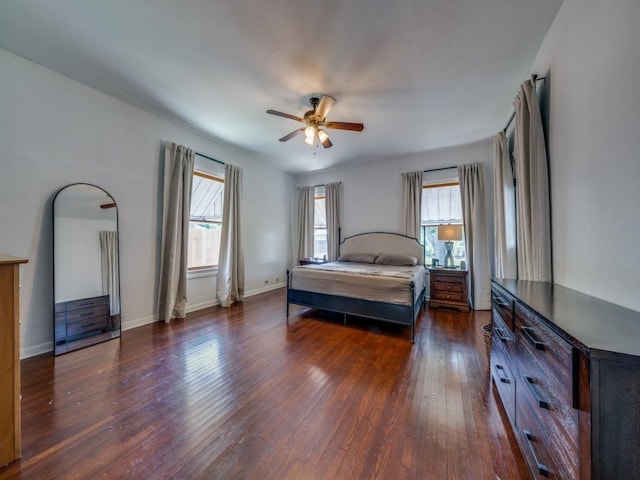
[[339, 232, 424, 264]]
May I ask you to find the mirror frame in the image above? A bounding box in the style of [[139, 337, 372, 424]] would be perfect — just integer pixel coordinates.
[[52, 183, 121, 355]]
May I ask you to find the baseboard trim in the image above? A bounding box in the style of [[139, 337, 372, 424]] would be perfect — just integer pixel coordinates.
[[21, 341, 53, 359]]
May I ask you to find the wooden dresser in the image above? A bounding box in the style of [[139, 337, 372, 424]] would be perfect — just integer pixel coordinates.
[[428, 268, 470, 312], [491, 279, 640, 479], [55, 295, 110, 346], [0, 254, 28, 467]]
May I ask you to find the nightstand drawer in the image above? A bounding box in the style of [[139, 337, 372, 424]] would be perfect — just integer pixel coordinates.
[[432, 291, 465, 302], [433, 283, 463, 293], [432, 273, 465, 285]]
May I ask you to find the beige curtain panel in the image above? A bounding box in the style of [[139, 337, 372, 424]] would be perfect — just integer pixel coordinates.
[[514, 79, 552, 282], [296, 186, 314, 261], [402, 170, 423, 239], [493, 131, 517, 279], [217, 163, 245, 308], [157, 142, 194, 323], [325, 182, 341, 262], [458, 162, 491, 310]]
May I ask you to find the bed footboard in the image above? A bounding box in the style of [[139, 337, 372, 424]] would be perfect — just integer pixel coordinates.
[[286, 269, 424, 342]]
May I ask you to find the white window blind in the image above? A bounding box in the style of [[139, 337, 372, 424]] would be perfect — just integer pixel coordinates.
[[421, 184, 463, 226]]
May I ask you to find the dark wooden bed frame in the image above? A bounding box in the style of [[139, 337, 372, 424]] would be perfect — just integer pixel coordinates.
[[286, 232, 426, 342]]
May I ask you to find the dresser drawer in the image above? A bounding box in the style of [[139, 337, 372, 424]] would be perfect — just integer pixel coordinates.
[[491, 337, 516, 425], [515, 303, 574, 407], [66, 304, 108, 323], [492, 309, 516, 359], [491, 284, 514, 329], [516, 411, 562, 479], [66, 312, 109, 337], [66, 295, 109, 311], [518, 364, 579, 479]]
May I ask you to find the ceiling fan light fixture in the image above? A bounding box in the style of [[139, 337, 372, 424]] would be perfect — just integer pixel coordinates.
[[317, 129, 329, 143], [304, 125, 316, 145]]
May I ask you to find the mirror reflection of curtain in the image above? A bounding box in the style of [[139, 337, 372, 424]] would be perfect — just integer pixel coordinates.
[[100, 231, 120, 315]]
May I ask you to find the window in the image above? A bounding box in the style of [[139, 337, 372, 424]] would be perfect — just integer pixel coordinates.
[[188, 171, 224, 270], [313, 186, 327, 260], [421, 182, 466, 267]]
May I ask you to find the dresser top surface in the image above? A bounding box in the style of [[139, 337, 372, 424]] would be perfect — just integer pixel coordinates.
[[0, 254, 28, 265], [493, 279, 640, 358]]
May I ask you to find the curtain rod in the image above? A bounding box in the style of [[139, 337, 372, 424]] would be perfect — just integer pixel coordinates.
[[424, 166, 457, 173], [296, 181, 342, 190], [503, 74, 547, 133], [196, 152, 225, 166]]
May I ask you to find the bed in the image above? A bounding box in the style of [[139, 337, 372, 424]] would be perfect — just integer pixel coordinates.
[[286, 232, 426, 342]]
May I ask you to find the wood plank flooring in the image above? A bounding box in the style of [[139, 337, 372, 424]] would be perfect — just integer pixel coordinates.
[[1, 288, 529, 479]]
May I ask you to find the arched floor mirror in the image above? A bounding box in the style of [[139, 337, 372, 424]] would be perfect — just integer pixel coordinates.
[[53, 184, 121, 355]]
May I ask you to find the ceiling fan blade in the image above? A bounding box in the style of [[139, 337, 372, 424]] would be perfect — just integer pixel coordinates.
[[324, 121, 364, 132], [266, 110, 304, 123], [279, 128, 305, 142], [315, 95, 336, 120]]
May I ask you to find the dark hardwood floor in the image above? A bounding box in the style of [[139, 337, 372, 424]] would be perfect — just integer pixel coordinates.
[[2, 288, 529, 479]]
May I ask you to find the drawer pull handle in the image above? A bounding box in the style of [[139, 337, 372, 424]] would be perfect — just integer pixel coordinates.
[[495, 364, 510, 383], [521, 326, 546, 350], [81, 312, 94, 317], [492, 298, 508, 308], [523, 430, 552, 478], [524, 376, 551, 410], [495, 327, 508, 343]]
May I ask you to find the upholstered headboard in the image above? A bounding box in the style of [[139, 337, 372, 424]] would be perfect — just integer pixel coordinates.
[[339, 232, 424, 265]]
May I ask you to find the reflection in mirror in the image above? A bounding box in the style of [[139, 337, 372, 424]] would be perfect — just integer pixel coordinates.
[[53, 184, 121, 355]]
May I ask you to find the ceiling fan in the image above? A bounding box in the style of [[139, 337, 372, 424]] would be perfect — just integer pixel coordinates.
[[266, 95, 364, 148]]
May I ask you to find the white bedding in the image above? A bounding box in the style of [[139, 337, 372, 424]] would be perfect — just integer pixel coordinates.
[[290, 262, 425, 306]]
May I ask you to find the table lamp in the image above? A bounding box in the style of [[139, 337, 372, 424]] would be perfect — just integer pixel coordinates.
[[438, 224, 463, 268]]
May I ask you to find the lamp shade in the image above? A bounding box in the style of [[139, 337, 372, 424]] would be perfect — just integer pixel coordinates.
[[438, 224, 463, 241]]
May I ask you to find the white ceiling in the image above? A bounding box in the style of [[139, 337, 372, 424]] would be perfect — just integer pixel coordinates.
[[0, 0, 562, 174]]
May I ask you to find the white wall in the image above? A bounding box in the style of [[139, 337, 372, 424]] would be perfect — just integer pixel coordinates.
[[529, 0, 640, 311], [295, 140, 494, 240], [0, 48, 293, 357]]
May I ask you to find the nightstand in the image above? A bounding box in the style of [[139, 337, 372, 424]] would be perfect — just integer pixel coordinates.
[[428, 267, 470, 312]]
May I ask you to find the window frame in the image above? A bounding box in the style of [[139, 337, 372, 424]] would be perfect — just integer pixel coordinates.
[[421, 181, 466, 268], [313, 189, 328, 261], [188, 170, 224, 274]]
